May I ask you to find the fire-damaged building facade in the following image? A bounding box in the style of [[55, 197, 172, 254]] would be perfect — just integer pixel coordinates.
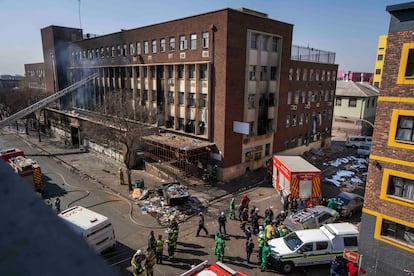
[[25, 8, 337, 181]]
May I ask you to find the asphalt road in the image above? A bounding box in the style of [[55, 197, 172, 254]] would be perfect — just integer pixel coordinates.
[[1, 130, 359, 276]]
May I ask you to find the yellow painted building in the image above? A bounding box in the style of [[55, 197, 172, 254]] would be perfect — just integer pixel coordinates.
[[372, 34, 387, 89], [359, 3, 414, 275]]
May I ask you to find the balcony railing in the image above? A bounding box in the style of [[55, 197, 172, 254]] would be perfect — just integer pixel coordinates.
[[291, 45, 336, 64]]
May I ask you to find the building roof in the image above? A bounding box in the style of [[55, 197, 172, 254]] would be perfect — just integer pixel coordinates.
[[143, 133, 214, 151], [335, 81, 379, 98]]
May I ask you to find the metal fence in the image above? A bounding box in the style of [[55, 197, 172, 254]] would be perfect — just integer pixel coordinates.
[[291, 45, 336, 64]]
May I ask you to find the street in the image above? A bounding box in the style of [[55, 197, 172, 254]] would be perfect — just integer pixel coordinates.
[[0, 129, 360, 276]]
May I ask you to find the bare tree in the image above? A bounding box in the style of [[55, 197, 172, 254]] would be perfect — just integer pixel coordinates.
[[82, 91, 157, 191], [1, 87, 48, 141]]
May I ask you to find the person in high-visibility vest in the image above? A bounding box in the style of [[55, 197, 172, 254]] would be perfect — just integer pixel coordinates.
[[145, 247, 156, 276], [131, 250, 146, 276], [155, 234, 164, 264], [166, 228, 178, 260]]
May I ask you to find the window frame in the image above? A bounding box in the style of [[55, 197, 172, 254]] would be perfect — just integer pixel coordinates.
[[397, 43, 414, 84], [380, 168, 414, 206], [388, 109, 414, 150]]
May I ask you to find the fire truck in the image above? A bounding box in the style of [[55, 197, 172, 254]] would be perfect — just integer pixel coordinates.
[[180, 261, 249, 276], [7, 155, 44, 192]]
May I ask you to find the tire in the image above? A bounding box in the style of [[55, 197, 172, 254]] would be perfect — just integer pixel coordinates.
[[281, 261, 294, 273]]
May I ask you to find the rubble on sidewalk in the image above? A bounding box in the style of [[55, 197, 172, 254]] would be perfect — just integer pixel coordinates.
[[134, 183, 203, 226]]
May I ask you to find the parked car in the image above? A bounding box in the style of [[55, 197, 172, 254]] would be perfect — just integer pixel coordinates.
[[330, 192, 364, 218], [283, 206, 340, 232], [357, 144, 371, 157]]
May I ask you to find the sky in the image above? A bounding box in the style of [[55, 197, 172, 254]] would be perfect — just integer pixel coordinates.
[[0, 0, 406, 76]]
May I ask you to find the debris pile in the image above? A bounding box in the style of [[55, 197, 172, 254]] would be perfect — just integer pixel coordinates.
[[136, 183, 203, 226]]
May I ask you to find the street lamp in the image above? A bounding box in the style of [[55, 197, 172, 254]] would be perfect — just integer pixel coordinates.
[[355, 119, 374, 135]]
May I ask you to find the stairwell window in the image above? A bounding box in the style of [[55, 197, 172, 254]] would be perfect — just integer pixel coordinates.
[[190, 34, 197, 49], [179, 35, 187, 50], [144, 41, 149, 54], [202, 32, 209, 49], [380, 219, 414, 249], [250, 33, 258, 49], [152, 40, 157, 53], [160, 38, 166, 52], [169, 37, 175, 51]]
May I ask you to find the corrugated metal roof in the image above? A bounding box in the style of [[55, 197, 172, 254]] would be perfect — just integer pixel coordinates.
[[335, 81, 379, 97]]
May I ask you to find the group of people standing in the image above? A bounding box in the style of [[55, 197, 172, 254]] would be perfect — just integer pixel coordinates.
[[131, 220, 179, 276]]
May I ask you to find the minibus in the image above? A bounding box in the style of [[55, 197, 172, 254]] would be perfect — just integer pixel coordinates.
[[345, 136, 372, 148], [59, 206, 116, 254]]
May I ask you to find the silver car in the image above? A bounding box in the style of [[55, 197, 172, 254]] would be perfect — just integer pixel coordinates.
[[331, 192, 364, 217]]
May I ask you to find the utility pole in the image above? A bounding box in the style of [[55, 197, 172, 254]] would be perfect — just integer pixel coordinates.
[[78, 0, 82, 29]]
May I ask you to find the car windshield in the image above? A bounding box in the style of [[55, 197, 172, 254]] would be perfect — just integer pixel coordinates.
[[283, 232, 303, 251], [337, 195, 350, 205]]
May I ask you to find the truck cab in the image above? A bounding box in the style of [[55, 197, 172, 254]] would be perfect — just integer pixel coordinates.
[[268, 222, 359, 273]]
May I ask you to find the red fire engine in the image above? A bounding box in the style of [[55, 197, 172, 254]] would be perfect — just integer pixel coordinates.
[[8, 156, 44, 192]]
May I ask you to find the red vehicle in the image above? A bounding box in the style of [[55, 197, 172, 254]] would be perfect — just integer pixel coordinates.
[[181, 261, 249, 276], [0, 148, 25, 162], [8, 156, 44, 192]]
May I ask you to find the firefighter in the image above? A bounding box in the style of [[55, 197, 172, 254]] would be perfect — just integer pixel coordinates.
[[131, 250, 146, 276], [155, 234, 164, 264], [145, 247, 156, 276], [166, 227, 178, 260], [257, 233, 265, 262]]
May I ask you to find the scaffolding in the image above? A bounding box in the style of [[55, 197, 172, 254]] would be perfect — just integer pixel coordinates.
[[143, 133, 214, 178]]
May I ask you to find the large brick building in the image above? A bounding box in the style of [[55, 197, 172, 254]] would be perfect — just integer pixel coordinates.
[[360, 2, 414, 274], [26, 8, 337, 181]]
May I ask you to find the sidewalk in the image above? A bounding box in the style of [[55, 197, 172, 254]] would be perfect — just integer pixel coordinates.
[[14, 130, 268, 225]]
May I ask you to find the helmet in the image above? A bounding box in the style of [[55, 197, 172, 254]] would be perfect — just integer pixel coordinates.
[[243, 193, 247, 197], [199, 212, 203, 216], [136, 249, 142, 255], [221, 212, 224, 216], [259, 226, 263, 230]]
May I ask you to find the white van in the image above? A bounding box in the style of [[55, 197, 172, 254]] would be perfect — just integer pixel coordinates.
[[59, 206, 116, 254], [345, 135, 372, 148]]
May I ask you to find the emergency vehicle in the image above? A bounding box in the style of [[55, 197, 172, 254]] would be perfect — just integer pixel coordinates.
[[272, 155, 321, 205], [180, 261, 249, 276], [268, 222, 359, 273], [0, 147, 25, 161], [58, 206, 116, 254], [8, 155, 44, 192]]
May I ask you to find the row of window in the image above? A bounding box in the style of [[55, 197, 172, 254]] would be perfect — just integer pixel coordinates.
[[284, 129, 330, 150], [27, 69, 45, 78], [248, 65, 279, 81], [287, 90, 334, 105], [289, 68, 337, 82], [250, 33, 279, 52], [72, 32, 210, 62], [286, 111, 331, 128], [247, 93, 275, 109], [335, 97, 376, 108], [165, 116, 206, 135], [167, 92, 208, 107]]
